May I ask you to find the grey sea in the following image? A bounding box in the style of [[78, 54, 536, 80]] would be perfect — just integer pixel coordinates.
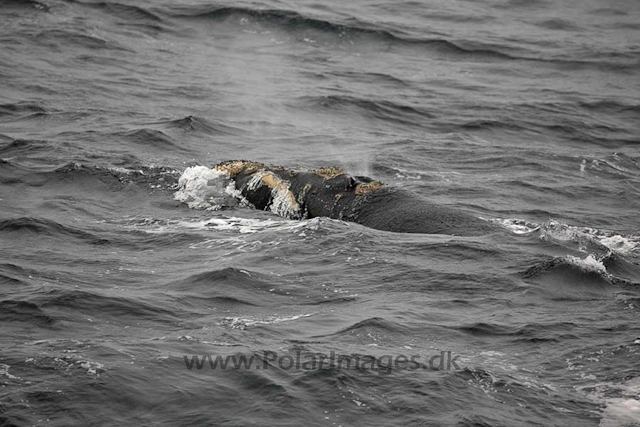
[[1, 0, 640, 425]]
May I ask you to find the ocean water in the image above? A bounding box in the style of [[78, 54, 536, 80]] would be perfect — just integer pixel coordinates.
[[1, 0, 640, 425]]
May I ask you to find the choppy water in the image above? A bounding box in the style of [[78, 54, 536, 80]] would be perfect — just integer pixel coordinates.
[[1, 0, 640, 426]]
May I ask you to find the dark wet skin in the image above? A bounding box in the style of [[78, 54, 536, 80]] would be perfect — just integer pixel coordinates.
[[225, 162, 499, 236]]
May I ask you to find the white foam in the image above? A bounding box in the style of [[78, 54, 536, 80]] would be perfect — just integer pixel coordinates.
[[492, 218, 639, 256], [187, 216, 303, 234], [580, 377, 640, 427], [488, 218, 540, 234], [221, 313, 315, 330], [600, 398, 640, 427], [598, 235, 639, 255], [565, 254, 607, 274], [0, 364, 19, 380], [173, 166, 233, 210], [77, 360, 105, 376], [108, 166, 140, 174], [174, 166, 301, 217], [125, 213, 318, 238], [223, 180, 251, 206]]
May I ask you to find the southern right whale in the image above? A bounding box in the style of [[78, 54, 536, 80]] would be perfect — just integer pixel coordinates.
[[213, 160, 498, 236]]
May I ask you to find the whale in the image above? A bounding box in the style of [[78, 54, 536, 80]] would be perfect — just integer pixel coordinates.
[[214, 160, 498, 236]]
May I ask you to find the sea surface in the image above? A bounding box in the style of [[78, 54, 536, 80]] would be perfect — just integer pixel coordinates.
[[1, 0, 640, 425]]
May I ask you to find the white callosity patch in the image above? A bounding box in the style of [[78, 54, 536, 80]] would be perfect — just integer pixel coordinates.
[[245, 171, 301, 219], [174, 166, 244, 210]]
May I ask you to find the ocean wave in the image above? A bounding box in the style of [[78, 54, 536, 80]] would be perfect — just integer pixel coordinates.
[[43, 162, 131, 190], [601, 252, 640, 285], [0, 160, 182, 199], [23, 338, 106, 377], [521, 253, 639, 293], [0, 300, 55, 326], [0, 272, 28, 287], [0, 138, 54, 158], [160, 5, 640, 70], [0, 101, 48, 117], [38, 289, 184, 324], [298, 94, 434, 126], [581, 152, 640, 178], [150, 115, 244, 136], [118, 128, 190, 152], [492, 218, 640, 256], [166, 267, 357, 309], [0, 262, 37, 286], [0, 109, 91, 127], [578, 100, 640, 115], [325, 70, 413, 88], [166, 5, 395, 39], [457, 117, 635, 147], [65, 0, 164, 24], [51, 162, 180, 190], [0, 217, 110, 245], [169, 267, 270, 290], [165, 5, 516, 60], [316, 317, 409, 338], [546, 56, 640, 73], [524, 255, 603, 277], [458, 118, 534, 132], [0, 0, 49, 12], [34, 29, 131, 52], [220, 313, 316, 330], [454, 321, 577, 341], [534, 18, 582, 31]]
